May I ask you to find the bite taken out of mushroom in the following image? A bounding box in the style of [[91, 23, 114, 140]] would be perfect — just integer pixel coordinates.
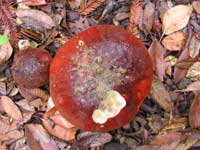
[[50, 25, 153, 132], [11, 48, 52, 100]]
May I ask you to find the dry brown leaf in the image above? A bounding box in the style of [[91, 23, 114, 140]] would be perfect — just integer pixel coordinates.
[[148, 40, 170, 81], [80, 0, 105, 15], [162, 31, 186, 51], [23, 0, 47, 6], [151, 132, 185, 146], [128, 0, 143, 26], [49, 112, 75, 129], [42, 118, 77, 141], [77, 131, 112, 148], [160, 118, 187, 133], [25, 124, 59, 150], [174, 48, 190, 83], [143, 1, 155, 33], [186, 61, 200, 81], [193, 1, 200, 14], [150, 78, 173, 112], [176, 81, 200, 93], [189, 34, 200, 58], [16, 9, 55, 29], [16, 99, 35, 112], [0, 41, 13, 65], [189, 93, 200, 128], [127, 0, 143, 37], [162, 5, 193, 35], [0, 96, 22, 120], [175, 137, 198, 150], [0, 129, 24, 142]]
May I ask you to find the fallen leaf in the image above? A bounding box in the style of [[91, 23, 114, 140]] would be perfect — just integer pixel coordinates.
[[175, 137, 198, 150], [16, 9, 55, 29], [0, 125, 24, 141], [25, 124, 59, 150], [149, 40, 170, 81], [162, 5, 193, 35], [192, 1, 200, 14], [189, 93, 200, 128], [160, 118, 187, 133], [0, 96, 23, 120], [186, 61, 200, 81], [150, 78, 173, 111], [77, 131, 112, 148], [162, 31, 186, 51], [49, 112, 75, 129], [16, 99, 35, 112], [42, 118, 77, 141], [151, 132, 185, 146], [23, 0, 47, 6], [176, 81, 200, 93], [127, 0, 143, 36], [174, 47, 191, 83], [189, 34, 200, 58], [143, 1, 155, 33]]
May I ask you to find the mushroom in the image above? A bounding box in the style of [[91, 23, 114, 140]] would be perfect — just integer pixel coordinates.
[[12, 48, 52, 100], [50, 25, 153, 132]]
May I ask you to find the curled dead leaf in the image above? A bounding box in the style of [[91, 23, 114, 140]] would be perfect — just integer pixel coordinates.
[[148, 40, 171, 81], [150, 78, 173, 112], [143, 1, 155, 33], [186, 61, 200, 81], [189, 93, 200, 128], [0, 96, 22, 120], [189, 34, 200, 58], [174, 47, 191, 83], [16, 9, 55, 29], [162, 5, 193, 35], [127, 0, 143, 37], [162, 31, 186, 51]]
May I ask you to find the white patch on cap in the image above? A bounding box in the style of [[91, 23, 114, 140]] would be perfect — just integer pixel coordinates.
[[92, 90, 126, 124]]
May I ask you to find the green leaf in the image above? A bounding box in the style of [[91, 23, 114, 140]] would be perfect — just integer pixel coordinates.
[[0, 35, 9, 45]]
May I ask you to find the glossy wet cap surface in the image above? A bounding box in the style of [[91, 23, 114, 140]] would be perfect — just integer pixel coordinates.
[[50, 25, 153, 131]]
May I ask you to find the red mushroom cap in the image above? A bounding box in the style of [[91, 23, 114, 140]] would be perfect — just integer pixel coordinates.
[[50, 25, 153, 132], [12, 48, 52, 89]]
